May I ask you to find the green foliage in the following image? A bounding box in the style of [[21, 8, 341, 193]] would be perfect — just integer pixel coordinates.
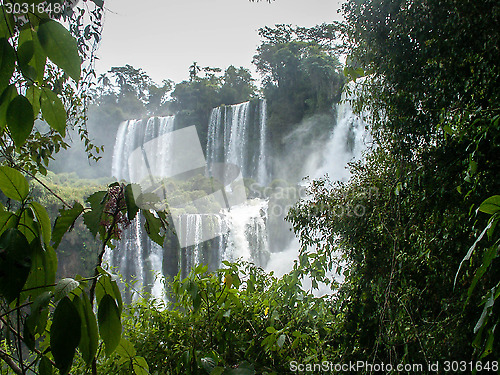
[[0, 6, 101, 179], [125, 183, 140, 220], [51, 296, 82, 374], [92, 64, 173, 118], [165, 64, 259, 152], [6, 95, 34, 147], [462, 195, 500, 359], [82, 190, 107, 238], [0, 228, 32, 303], [19, 26, 46, 84], [40, 87, 67, 136], [37, 19, 81, 81], [30, 201, 51, 246], [0, 38, 15, 92], [54, 278, 80, 301], [4, 0, 497, 373], [219, 66, 258, 105], [479, 196, 500, 215], [0, 171, 155, 374], [284, 0, 500, 368], [119, 261, 337, 375], [51, 201, 84, 249], [0, 4, 157, 373], [98, 294, 122, 356], [0, 166, 29, 201]]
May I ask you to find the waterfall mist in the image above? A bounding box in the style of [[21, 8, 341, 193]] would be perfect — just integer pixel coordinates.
[[264, 96, 368, 288]]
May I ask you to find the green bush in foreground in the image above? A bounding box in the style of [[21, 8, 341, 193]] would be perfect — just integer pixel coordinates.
[[117, 262, 338, 375]]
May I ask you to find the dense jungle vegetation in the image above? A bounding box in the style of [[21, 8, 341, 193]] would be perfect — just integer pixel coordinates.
[[0, 0, 499, 374]]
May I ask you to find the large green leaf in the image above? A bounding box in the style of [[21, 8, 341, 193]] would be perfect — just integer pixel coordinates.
[[30, 201, 51, 247], [19, 27, 47, 83], [0, 7, 14, 39], [142, 210, 165, 246], [0, 38, 15, 92], [0, 228, 32, 303], [96, 274, 123, 314], [133, 356, 150, 375], [54, 278, 80, 301], [0, 84, 17, 129], [38, 356, 53, 375], [83, 191, 107, 238], [115, 338, 136, 359], [40, 87, 67, 136], [25, 291, 52, 336], [22, 242, 57, 300], [26, 85, 41, 118], [125, 183, 140, 220], [73, 293, 98, 365], [479, 195, 500, 215], [0, 210, 16, 233], [37, 20, 81, 81], [17, 207, 40, 243], [17, 40, 34, 67], [98, 294, 122, 356], [51, 202, 84, 249], [0, 166, 29, 201], [50, 297, 81, 375], [6, 95, 34, 147]]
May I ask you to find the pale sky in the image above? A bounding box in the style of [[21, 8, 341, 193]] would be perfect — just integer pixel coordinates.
[[95, 0, 344, 85]]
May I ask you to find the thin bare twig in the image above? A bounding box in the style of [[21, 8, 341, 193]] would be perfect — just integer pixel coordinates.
[[0, 316, 57, 368], [0, 301, 32, 319], [0, 348, 23, 375], [23, 168, 72, 209]]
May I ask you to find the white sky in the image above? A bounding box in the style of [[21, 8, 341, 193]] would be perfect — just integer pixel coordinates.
[[94, 0, 344, 85]]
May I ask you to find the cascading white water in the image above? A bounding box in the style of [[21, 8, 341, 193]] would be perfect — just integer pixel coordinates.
[[226, 102, 250, 178], [110, 106, 270, 299], [109, 116, 175, 300], [206, 99, 268, 185], [111, 116, 176, 181], [265, 87, 368, 294], [205, 99, 271, 269], [183, 215, 203, 276], [175, 213, 229, 278], [255, 100, 268, 185], [222, 199, 270, 265], [312, 97, 367, 180]]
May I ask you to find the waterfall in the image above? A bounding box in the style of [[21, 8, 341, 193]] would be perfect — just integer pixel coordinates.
[[108, 91, 366, 299], [265, 87, 368, 294], [111, 116, 176, 182], [110, 107, 270, 300], [179, 214, 203, 278], [222, 199, 269, 265], [206, 99, 268, 185], [312, 96, 367, 181], [175, 213, 227, 278], [255, 100, 268, 185], [109, 116, 175, 300]]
